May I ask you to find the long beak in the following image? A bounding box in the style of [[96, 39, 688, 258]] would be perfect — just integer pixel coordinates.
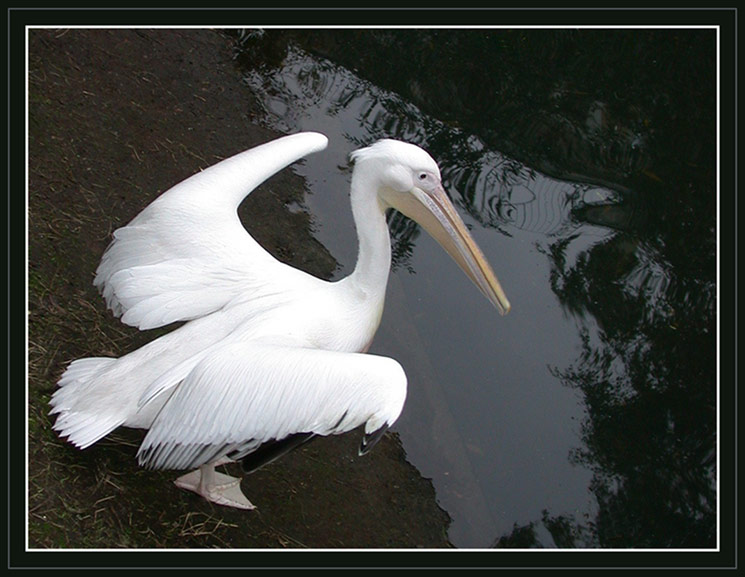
[[388, 184, 511, 315]]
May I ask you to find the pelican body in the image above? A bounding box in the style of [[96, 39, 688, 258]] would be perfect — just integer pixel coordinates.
[[50, 133, 510, 509]]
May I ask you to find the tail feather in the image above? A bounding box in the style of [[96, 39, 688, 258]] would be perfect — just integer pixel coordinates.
[[50, 357, 125, 449], [56, 357, 115, 388]]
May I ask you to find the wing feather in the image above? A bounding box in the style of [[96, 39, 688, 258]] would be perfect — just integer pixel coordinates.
[[136, 343, 407, 471], [94, 132, 329, 329]]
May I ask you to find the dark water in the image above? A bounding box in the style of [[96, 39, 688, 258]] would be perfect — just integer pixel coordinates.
[[230, 28, 717, 548]]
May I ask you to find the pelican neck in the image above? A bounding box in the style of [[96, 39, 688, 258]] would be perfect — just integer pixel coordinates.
[[344, 171, 392, 301]]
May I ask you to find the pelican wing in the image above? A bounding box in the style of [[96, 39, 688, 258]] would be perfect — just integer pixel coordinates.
[[94, 132, 329, 330], [136, 342, 407, 471]]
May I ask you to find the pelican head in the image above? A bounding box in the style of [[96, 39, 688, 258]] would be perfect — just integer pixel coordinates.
[[351, 139, 511, 315]]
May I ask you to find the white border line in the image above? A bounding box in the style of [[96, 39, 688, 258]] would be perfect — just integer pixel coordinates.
[[23, 23, 723, 555]]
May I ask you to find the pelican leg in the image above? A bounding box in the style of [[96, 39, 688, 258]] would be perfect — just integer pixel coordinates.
[[174, 462, 256, 510]]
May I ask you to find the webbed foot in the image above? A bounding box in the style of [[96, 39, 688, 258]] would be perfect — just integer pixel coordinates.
[[174, 463, 255, 510]]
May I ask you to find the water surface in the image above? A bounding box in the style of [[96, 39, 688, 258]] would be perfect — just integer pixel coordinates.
[[232, 29, 717, 548]]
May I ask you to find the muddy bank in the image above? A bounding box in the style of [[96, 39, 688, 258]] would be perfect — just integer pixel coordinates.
[[27, 28, 451, 549]]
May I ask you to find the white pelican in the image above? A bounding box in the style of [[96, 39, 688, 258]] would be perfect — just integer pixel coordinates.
[[50, 132, 510, 510]]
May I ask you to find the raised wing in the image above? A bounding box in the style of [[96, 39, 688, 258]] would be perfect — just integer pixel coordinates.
[[136, 342, 407, 471], [94, 132, 329, 330]]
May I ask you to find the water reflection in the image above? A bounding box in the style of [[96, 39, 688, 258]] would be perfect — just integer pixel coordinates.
[[229, 28, 717, 548], [546, 212, 716, 548], [239, 38, 622, 260]]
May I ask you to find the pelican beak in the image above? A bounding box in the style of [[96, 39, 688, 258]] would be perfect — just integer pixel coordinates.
[[387, 184, 511, 315]]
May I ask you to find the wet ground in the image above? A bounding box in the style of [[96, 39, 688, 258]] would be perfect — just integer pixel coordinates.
[[27, 28, 453, 549]]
